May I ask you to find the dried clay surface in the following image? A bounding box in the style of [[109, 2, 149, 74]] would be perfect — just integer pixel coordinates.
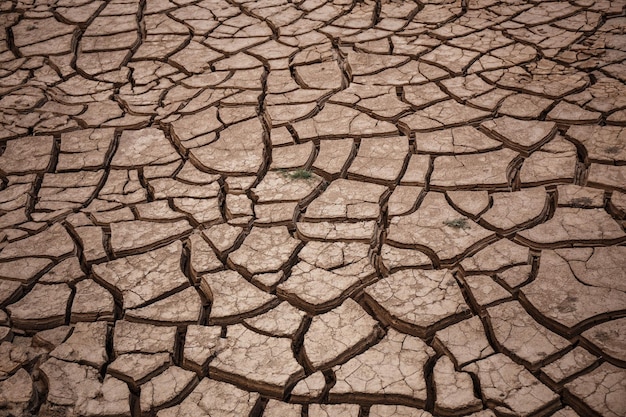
[[0, 0, 625, 416]]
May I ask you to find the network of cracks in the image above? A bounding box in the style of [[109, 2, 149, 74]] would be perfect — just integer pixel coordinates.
[[0, 0, 625, 416]]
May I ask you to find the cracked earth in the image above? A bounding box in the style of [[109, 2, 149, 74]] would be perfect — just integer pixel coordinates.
[[0, 0, 625, 416]]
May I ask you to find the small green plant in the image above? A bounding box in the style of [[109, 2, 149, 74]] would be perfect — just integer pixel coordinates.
[[443, 218, 470, 230], [605, 146, 621, 155], [281, 169, 313, 180], [570, 197, 592, 208]]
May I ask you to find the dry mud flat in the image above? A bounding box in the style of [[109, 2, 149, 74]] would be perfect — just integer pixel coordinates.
[[1, 0, 626, 416]]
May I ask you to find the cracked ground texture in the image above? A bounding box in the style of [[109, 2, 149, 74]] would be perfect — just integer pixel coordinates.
[[0, 0, 625, 416]]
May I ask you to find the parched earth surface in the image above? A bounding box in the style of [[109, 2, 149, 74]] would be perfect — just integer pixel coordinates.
[[1, 0, 626, 416]]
